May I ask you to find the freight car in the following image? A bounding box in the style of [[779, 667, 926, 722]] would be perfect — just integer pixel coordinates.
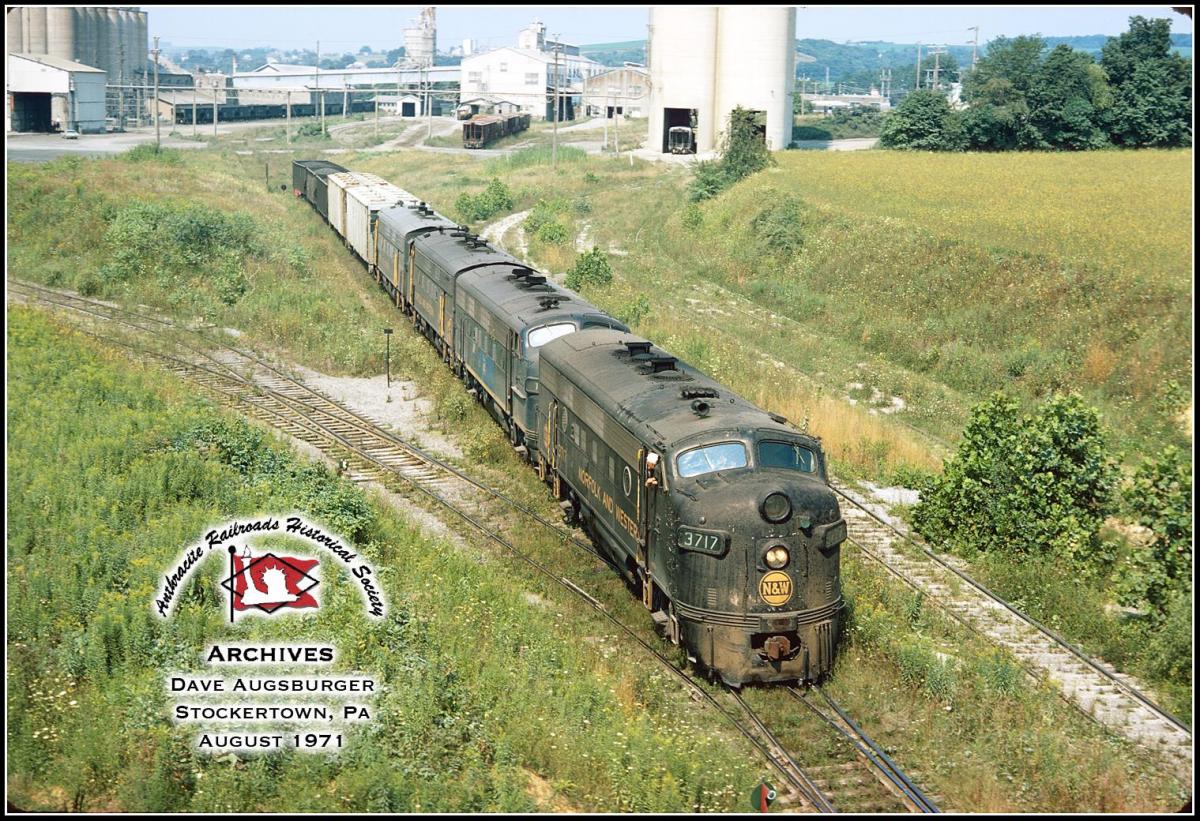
[[291, 159, 844, 686], [291, 161, 348, 223], [462, 112, 531, 149], [173, 98, 374, 126]]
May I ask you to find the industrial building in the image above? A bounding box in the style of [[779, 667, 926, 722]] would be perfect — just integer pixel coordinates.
[[6, 6, 147, 85], [582, 66, 648, 118], [646, 6, 796, 154], [7, 53, 107, 133], [458, 21, 605, 120]]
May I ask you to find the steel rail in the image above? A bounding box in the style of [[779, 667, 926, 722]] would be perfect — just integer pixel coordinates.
[[830, 482, 1191, 735]]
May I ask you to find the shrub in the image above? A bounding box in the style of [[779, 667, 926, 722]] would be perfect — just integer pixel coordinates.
[[524, 198, 567, 235], [534, 220, 569, 245], [751, 196, 806, 255], [614, 294, 651, 328], [681, 204, 704, 230], [1141, 592, 1192, 682], [1117, 445, 1192, 615], [564, 247, 613, 291], [687, 106, 776, 202], [879, 90, 967, 151], [911, 392, 1119, 574], [455, 177, 513, 222], [296, 122, 329, 139]]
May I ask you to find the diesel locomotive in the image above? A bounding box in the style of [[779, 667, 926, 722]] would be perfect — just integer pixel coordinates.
[[292, 160, 845, 685]]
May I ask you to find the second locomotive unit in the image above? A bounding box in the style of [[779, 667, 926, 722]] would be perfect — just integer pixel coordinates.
[[292, 160, 846, 685]]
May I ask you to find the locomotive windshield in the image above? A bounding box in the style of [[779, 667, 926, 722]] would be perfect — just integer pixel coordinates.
[[676, 442, 748, 478], [527, 322, 576, 348], [758, 440, 817, 474]]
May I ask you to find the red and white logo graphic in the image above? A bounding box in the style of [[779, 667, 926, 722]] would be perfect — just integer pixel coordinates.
[[221, 546, 320, 619]]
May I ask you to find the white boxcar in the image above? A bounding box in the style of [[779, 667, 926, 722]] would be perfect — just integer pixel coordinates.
[[325, 172, 364, 239], [345, 181, 420, 267]]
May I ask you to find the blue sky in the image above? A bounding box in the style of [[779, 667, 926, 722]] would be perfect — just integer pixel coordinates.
[[145, 5, 1193, 52]]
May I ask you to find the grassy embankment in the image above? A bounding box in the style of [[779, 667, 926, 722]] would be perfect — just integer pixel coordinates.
[[6, 145, 1189, 810], [6, 306, 772, 812]]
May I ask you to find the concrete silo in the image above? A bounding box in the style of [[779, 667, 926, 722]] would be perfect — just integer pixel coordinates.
[[46, 7, 76, 62], [647, 5, 719, 154], [136, 10, 148, 76], [646, 5, 797, 155], [94, 8, 112, 76], [26, 7, 48, 54], [107, 8, 124, 80], [714, 7, 795, 151], [122, 9, 142, 79], [7, 8, 24, 55]]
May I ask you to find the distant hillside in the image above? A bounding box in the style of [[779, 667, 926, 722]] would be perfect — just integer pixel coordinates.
[[578, 33, 1191, 78]]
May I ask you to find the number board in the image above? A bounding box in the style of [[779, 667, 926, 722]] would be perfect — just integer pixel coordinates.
[[677, 527, 727, 557]]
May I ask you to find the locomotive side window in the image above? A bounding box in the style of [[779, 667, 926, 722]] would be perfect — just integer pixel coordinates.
[[528, 322, 576, 348], [758, 440, 817, 474], [676, 442, 748, 478]]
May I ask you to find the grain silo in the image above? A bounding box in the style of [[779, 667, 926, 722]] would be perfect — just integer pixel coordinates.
[[646, 5, 796, 154], [135, 9, 148, 77]]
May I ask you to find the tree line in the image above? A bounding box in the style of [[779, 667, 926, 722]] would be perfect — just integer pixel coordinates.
[[881, 17, 1192, 151]]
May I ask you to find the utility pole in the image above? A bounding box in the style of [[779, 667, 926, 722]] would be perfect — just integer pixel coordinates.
[[212, 86, 218, 137], [286, 89, 292, 144], [425, 63, 433, 142], [317, 40, 325, 136], [968, 26, 979, 67], [152, 36, 161, 151], [825, 65, 830, 94], [915, 42, 922, 90], [192, 85, 197, 137], [118, 42, 125, 130], [551, 38, 561, 167], [929, 45, 946, 91]]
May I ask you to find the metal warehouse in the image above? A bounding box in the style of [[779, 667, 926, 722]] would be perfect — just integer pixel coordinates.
[[7, 52, 107, 133]]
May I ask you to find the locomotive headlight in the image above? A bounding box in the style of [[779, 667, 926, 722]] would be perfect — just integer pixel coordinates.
[[765, 544, 790, 569], [761, 492, 792, 524]]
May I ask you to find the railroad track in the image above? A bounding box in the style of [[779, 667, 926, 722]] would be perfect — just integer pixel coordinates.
[[10, 279, 858, 812], [830, 480, 1193, 780]]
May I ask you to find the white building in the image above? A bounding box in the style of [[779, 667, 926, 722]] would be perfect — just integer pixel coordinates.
[[647, 6, 796, 154], [459, 43, 604, 120], [582, 66, 648, 118], [7, 52, 107, 132]]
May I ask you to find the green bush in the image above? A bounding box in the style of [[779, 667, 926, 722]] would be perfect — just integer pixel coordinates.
[[534, 220, 569, 245], [296, 122, 329, 139], [911, 392, 1119, 573], [1141, 592, 1192, 682], [564, 247, 613, 291], [524, 198, 567, 235], [751, 196, 806, 255], [455, 177, 514, 222], [687, 106, 775, 202], [1118, 445, 1192, 615], [614, 294, 651, 328], [879, 90, 967, 151], [680, 204, 704, 230]]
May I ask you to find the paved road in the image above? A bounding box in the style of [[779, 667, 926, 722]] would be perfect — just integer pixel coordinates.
[[792, 137, 879, 151]]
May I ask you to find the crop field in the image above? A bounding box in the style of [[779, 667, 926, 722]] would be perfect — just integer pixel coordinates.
[[6, 142, 1192, 812]]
